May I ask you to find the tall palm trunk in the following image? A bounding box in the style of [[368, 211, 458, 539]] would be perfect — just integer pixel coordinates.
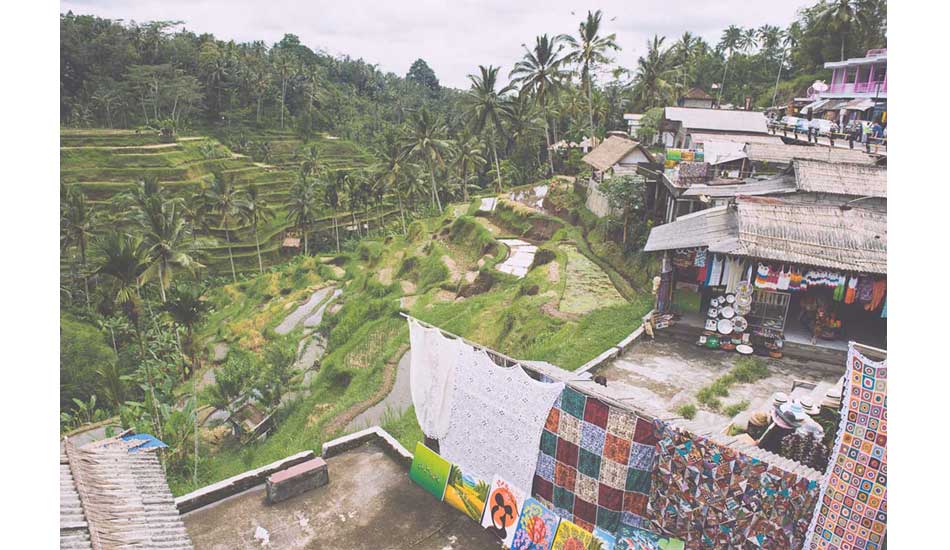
[[333, 215, 340, 253], [80, 241, 90, 311], [586, 73, 596, 145], [428, 165, 443, 212], [224, 228, 237, 282], [253, 220, 263, 274], [718, 54, 731, 106], [541, 97, 555, 176], [303, 225, 309, 256], [280, 78, 287, 129], [491, 144, 503, 193], [157, 262, 167, 303], [397, 194, 407, 235]]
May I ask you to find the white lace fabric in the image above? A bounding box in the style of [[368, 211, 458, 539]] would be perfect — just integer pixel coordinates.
[[409, 319, 461, 439]]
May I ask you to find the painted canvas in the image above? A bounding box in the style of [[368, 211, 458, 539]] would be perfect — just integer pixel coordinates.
[[592, 527, 616, 550], [444, 463, 489, 522], [481, 475, 527, 548], [615, 526, 683, 550], [552, 519, 593, 550], [409, 442, 451, 500], [512, 497, 561, 550]]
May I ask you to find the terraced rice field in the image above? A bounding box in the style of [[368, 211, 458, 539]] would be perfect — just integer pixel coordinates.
[[60, 128, 380, 273]]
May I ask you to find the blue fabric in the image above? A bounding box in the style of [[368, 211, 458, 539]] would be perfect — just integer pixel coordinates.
[[121, 433, 168, 452]]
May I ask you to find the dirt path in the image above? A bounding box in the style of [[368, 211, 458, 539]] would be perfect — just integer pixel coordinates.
[[325, 345, 409, 435]]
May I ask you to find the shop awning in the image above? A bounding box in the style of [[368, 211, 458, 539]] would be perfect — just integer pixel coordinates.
[[800, 99, 828, 113], [844, 98, 876, 111], [822, 99, 851, 111]]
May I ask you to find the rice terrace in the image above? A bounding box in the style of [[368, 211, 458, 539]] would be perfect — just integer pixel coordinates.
[[53, 2, 893, 549]]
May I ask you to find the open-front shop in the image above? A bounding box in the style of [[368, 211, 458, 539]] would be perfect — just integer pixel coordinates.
[[667, 247, 887, 356]]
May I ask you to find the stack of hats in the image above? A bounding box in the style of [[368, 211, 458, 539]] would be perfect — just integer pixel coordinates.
[[821, 386, 843, 410]]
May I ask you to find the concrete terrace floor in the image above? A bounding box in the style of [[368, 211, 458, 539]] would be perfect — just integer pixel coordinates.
[[182, 442, 500, 550], [594, 337, 845, 433]]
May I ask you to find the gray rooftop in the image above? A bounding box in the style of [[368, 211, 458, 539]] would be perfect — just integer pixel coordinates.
[[665, 107, 769, 134]]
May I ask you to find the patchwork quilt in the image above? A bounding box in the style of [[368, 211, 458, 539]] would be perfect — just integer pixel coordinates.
[[532, 387, 657, 534]]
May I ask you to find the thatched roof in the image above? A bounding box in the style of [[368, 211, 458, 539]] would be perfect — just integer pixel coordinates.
[[61, 436, 194, 550], [582, 135, 655, 171], [645, 197, 887, 274], [665, 107, 769, 134], [793, 159, 887, 198], [746, 141, 877, 165]]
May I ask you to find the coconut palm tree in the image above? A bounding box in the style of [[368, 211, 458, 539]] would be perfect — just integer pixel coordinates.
[[375, 132, 408, 234], [61, 187, 97, 310], [771, 30, 798, 107], [561, 10, 619, 144], [510, 34, 570, 176], [463, 65, 512, 193], [200, 172, 250, 282], [817, 0, 867, 61], [288, 173, 318, 255], [245, 183, 275, 274], [164, 283, 210, 380], [503, 93, 546, 181], [299, 144, 320, 177], [452, 132, 487, 203], [716, 25, 744, 106], [321, 172, 342, 252], [401, 108, 452, 211], [632, 35, 676, 111], [672, 32, 701, 95], [134, 196, 201, 303]]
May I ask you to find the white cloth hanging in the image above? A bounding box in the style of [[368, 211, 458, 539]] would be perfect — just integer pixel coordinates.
[[439, 347, 565, 492], [409, 318, 462, 439], [708, 254, 725, 287], [777, 265, 791, 291]]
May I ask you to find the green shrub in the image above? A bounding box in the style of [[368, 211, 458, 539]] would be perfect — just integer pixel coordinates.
[[723, 400, 750, 417], [732, 357, 770, 383], [531, 248, 556, 269], [448, 215, 496, 258], [356, 241, 384, 265], [677, 403, 697, 420], [61, 313, 118, 413], [418, 253, 449, 288]]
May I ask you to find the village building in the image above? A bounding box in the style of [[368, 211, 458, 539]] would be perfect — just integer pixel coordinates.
[[805, 48, 887, 126], [579, 135, 661, 218], [60, 434, 194, 550], [660, 106, 770, 148], [643, 162, 887, 355], [677, 87, 715, 109]]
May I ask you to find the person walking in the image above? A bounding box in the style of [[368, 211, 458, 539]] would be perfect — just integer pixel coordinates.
[[862, 120, 872, 153]]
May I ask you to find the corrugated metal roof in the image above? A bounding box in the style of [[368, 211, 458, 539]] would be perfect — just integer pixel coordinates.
[[644, 205, 738, 252], [746, 142, 877, 165], [689, 132, 782, 146], [665, 107, 769, 134], [699, 140, 748, 165], [793, 159, 887, 198], [682, 174, 796, 198]]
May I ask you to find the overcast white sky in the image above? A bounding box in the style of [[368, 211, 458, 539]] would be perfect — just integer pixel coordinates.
[[61, 0, 809, 89]]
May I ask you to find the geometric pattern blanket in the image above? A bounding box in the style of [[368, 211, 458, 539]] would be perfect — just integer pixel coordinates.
[[649, 420, 821, 548], [804, 344, 887, 550], [531, 387, 657, 535]]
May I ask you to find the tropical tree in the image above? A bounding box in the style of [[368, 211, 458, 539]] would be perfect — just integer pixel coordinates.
[[464, 65, 512, 193], [375, 131, 408, 234], [632, 36, 676, 111], [562, 10, 620, 143], [817, 0, 867, 61], [717, 25, 744, 106], [510, 34, 570, 175], [401, 108, 452, 211], [288, 173, 318, 254], [200, 173, 250, 281], [321, 172, 342, 252], [134, 196, 200, 303], [452, 132, 487, 203], [61, 187, 97, 309], [245, 183, 275, 273], [164, 283, 210, 380]]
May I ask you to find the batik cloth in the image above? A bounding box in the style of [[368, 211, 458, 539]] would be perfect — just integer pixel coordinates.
[[440, 347, 564, 493], [409, 319, 461, 439], [648, 420, 820, 549], [532, 387, 657, 535], [803, 345, 887, 550]]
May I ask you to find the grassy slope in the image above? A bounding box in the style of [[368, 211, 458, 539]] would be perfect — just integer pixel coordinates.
[[168, 187, 653, 495]]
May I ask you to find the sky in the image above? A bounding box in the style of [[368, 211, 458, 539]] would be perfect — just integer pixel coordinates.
[[60, 0, 809, 89]]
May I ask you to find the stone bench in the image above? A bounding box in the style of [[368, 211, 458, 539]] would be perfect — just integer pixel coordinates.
[[266, 457, 329, 504]]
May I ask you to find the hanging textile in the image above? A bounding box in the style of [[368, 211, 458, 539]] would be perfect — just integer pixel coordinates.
[[532, 387, 657, 535], [881, 297, 887, 318], [857, 277, 874, 303], [724, 258, 744, 294], [844, 276, 858, 304], [409, 319, 462, 439], [866, 279, 887, 311], [776, 265, 791, 291], [707, 254, 724, 287], [803, 344, 887, 550], [693, 249, 706, 268], [754, 263, 770, 288], [440, 347, 564, 493]]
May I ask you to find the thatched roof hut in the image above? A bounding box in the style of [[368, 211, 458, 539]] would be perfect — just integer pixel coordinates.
[[61, 436, 194, 550], [645, 196, 887, 274], [582, 135, 655, 172]]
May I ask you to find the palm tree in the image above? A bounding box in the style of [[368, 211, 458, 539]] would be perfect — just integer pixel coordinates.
[[134, 196, 200, 303], [717, 25, 744, 106], [322, 172, 342, 252], [300, 145, 320, 177], [245, 183, 275, 274], [164, 283, 210, 380], [672, 32, 700, 95], [510, 34, 570, 175], [463, 66, 512, 193], [503, 93, 546, 180], [632, 36, 676, 111], [562, 10, 619, 144], [452, 133, 487, 203], [771, 30, 798, 107], [200, 172, 250, 282], [61, 187, 97, 310], [401, 108, 452, 211], [818, 0, 866, 61], [375, 132, 408, 234], [288, 173, 318, 255]]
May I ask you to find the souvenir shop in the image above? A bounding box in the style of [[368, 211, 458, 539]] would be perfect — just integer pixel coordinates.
[[670, 248, 887, 354]]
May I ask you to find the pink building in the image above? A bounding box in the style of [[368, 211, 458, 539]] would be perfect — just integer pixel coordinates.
[[823, 48, 887, 99]]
